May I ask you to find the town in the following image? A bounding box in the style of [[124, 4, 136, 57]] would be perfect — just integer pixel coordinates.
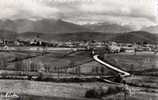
[[0, 38, 157, 54]]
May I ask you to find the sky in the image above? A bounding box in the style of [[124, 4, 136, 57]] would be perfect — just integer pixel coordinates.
[[0, 0, 157, 29]]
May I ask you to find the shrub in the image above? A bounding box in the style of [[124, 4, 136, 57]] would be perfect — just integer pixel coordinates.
[[85, 86, 122, 98], [106, 86, 122, 94], [85, 88, 101, 98]]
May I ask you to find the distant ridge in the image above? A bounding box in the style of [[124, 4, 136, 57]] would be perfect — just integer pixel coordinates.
[[84, 23, 132, 33], [141, 25, 158, 34], [0, 19, 89, 33], [0, 30, 17, 40], [17, 31, 157, 44], [0, 19, 157, 44], [0, 29, 156, 44], [0, 19, 135, 34], [110, 31, 158, 43]]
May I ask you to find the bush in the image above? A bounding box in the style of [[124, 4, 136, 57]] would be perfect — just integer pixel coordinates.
[[85, 86, 122, 98], [106, 86, 122, 94], [85, 88, 102, 98]]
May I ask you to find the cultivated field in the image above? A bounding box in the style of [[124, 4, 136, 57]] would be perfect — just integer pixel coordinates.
[[104, 53, 158, 74], [0, 50, 158, 100]]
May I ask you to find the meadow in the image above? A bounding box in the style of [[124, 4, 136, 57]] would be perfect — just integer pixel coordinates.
[[0, 50, 158, 99], [0, 50, 157, 76]]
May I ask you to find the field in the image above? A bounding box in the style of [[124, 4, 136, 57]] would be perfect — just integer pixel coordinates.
[[0, 50, 158, 100], [104, 53, 158, 74], [103, 53, 158, 90], [0, 50, 103, 76], [1, 79, 158, 100]]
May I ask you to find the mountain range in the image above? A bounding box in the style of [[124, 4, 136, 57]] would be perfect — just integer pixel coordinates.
[[16, 31, 157, 44], [141, 25, 158, 34], [0, 19, 157, 34], [83, 23, 132, 33], [0, 19, 89, 34], [0, 19, 157, 43]]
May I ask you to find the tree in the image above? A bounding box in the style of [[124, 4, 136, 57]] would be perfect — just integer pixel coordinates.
[[96, 67, 100, 75], [68, 61, 75, 74], [64, 65, 68, 74], [77, 66, 81, 76], [69, 61, 75, 68], [100, 67, 105, 75], [91, 67, 96, 74], [30, 63, 38, 72], [75, 66, 81, 76], [14, 61, 23, 71], [0, 56, 7, 70], [129, 64, 134, 73], [44, 64, 50, 73]]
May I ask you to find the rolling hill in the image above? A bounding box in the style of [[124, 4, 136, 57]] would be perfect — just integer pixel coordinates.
[[0, 19, 89, 33], [0, 19, 134, 34], [141, 25, 158, 34], [17, 31, 157, 44], [0, 19, 157, 44], [17, 32, 113, 41], [110, 31, 158, 43], [0, 29, 157, 44], [0, 30, 17, 40], [84, 23, 132, 33]]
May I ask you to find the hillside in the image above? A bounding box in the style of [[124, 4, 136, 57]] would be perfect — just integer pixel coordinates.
[[0, 19, 89, 33], [0, 28, 157, 44], [141, 25, 158, 34], [84, 23, 132, 33], [0, 30, 17, 40], [18, 32, 114, 41], [0, 19, 134, 34], [18, 31, 157, 44], [110, 31, 158, 43]]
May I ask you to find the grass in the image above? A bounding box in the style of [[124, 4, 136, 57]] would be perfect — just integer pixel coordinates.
[[0, 50, 158, 99], [125, 76, 158, 89], [104, 53, 158, 73], [103, 53, 158, 90], [0, 79, 105, 98], [0, 50, 157, 77], [102, 92, 158, 100], [0, 51, 158, 100]]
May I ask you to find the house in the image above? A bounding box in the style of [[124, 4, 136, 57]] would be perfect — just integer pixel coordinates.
[[109, 45, 121, 53], [124, 47, 135, 53], [3, 45, 9, 50], [108, 42, 121, 53]]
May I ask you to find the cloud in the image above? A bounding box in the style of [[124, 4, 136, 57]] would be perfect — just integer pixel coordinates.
[[0, 0, 157, 28], [0, 0, 59, 19], [66, 0, 157, 28], [79, 0, 157, 21]]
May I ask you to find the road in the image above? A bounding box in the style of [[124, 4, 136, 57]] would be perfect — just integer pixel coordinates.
[[93, 55, 130, 77]]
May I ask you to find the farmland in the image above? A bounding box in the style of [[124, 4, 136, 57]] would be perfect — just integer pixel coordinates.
[[104, 53, 158, 74], [0, 49, 158, 100], [1, 50, 157, 76]]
